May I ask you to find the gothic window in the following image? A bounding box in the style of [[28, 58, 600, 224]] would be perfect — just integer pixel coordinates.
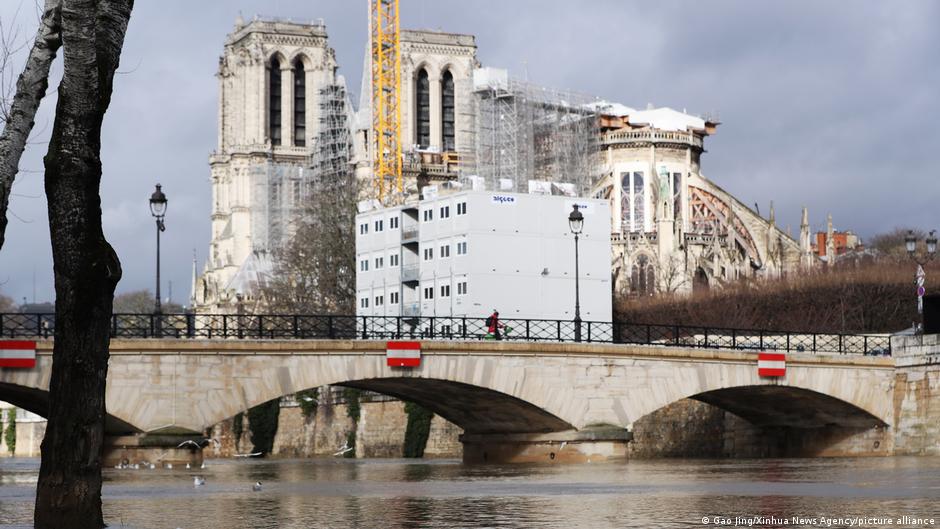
[[442, 70, 455, 151], [620, 171, 647, 232], [620, 172, 630, 231], [673, 172, 682, 221], [633, 171, 645, 232], [269, 57, 282, 146], [631, 255, 656, 296], [416, 68, 430, 148], [694, 267, 710, 293], [293, 59, 306, 147]]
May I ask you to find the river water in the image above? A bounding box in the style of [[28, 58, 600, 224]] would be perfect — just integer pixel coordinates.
[[2, 457, 940, 529]]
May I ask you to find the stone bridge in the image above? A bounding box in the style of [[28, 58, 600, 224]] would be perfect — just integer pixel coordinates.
[[0, 339, 897, 462]]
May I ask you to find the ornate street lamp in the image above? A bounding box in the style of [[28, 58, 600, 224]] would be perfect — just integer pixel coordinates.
[[905, 229, 937, 327], [569, 205, 584, 342], [149, 184, 168, 317]]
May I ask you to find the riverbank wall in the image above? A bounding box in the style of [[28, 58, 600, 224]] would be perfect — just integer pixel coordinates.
[[892, 334, 940, 455], [204, 387, 463, 459]]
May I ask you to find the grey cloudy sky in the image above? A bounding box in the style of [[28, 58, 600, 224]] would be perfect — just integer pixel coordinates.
[[0, 0, 937, 306]]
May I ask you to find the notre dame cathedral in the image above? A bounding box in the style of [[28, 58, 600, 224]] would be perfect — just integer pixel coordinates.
[[194, 15, 816, 312]]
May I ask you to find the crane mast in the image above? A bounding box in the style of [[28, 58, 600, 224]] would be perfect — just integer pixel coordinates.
[[370, 0, 402, 203]]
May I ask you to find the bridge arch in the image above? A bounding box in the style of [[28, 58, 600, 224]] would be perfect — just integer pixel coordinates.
[[340, 378, 573, 434], [0, 381, 139, 434], [616, 354, 894, 430], [690, 385, 886, 429]]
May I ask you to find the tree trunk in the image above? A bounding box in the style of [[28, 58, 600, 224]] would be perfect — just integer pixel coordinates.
[[0, 0, 62, 251], [34, 1, 133, 528]]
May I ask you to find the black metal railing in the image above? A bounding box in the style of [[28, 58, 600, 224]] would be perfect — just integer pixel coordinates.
[[0, 312, 891, 356]]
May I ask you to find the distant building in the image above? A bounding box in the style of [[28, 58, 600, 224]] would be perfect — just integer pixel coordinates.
[[355, 189, 612, 325], [590, 107, 812, 296], [196, 16, 825, 314], [352, 30, 479, 192], [814, 230, 860, 258], [195, 18, 353, 313]]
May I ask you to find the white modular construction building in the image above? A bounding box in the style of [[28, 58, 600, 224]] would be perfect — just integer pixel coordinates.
[[355, 188, 612, 334]]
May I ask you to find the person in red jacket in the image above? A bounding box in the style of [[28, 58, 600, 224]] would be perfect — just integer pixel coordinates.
[[486, 310, 504, 340]]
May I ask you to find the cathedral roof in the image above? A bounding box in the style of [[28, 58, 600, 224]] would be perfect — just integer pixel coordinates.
[[626, 107, 708, 133]]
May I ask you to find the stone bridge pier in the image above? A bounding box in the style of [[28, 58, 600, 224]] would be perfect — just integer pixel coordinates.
[[0, 339, 899, 464]]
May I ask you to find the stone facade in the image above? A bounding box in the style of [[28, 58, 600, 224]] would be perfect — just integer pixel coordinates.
[[892, 334, 940, 455], [352, 30, 479, 194], [9, 336, 940, 461], [196, 18, 349, 312], [0, 407, 45, 457], [1, 339, 900, 463], [591, 110, 814, 297]]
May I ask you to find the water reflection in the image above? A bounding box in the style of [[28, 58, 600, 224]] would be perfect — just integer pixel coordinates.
[[1, 457, 939, 528]]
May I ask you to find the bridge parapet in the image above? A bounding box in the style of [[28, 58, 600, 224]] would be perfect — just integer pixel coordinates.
[[0, 312, 892, 356]]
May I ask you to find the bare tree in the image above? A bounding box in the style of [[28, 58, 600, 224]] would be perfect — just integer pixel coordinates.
[[113, 289, 183, 313], [0, 0, 61, 251], [869, 227, 925, 260], [260, 172, 357, 314], [32, 1, 133, 528], [656, 253, 689, 294]]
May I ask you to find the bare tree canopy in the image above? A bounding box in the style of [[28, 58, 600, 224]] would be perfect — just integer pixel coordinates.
[[0, 0, 61, 251], [113, 288, 183, 313], [32, 0, 133, 527], [260, 173, 357, 315]]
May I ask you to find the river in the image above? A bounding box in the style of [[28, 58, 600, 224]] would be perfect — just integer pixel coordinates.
[[2, 457, 940, 528]]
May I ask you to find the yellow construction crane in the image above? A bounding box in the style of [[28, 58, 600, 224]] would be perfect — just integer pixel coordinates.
[[371, 0, 402, 203]]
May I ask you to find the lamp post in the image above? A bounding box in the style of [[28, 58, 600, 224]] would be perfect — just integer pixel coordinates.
[[149, 184, 168, 319], [905, 229, 937, 328], [568, 204, 584, 342]]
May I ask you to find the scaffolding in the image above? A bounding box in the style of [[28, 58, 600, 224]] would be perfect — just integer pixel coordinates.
[[461, 72, 602, 196], [250, 161, 310, 254], [311, 81, 353, 188], [250, 80, 353, 253]]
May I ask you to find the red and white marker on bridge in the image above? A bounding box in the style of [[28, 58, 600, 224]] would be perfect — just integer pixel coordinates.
[[386, 341, 421, 367], [0, 340, 36, 368], [757, 352, 786, 378]]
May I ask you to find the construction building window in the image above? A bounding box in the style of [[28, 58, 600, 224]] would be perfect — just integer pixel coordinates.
[[423, 287, 434, 300], [440, 244, 450, 258], [440, 284, 451, 297], [456, 202, 467, 215], [390, 292, 399, 304], [375, 295, 384, 307], [389, 216, 399, 229], [423, 247, 434, 261], [457, 281, 467, 295], [416, 68, 431, 148], [389, 253, 399, 267], [456, 241, 467, 255], [269, 57, 282, 146], [442, 70, 455, 151], [293, 60, 306, 147], [440, 205, 450, 218]]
